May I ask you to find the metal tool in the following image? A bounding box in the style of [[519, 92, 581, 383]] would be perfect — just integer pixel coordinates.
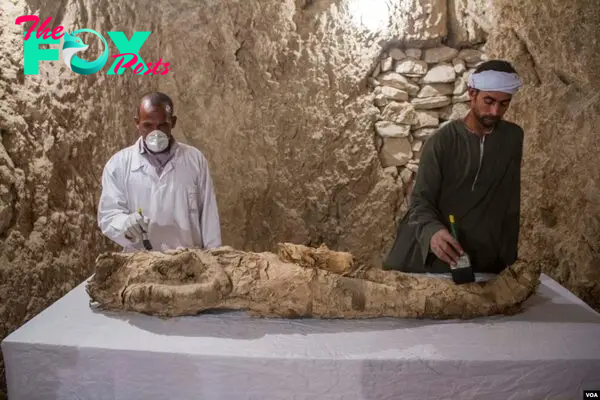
[[137, 208, 153, 251]]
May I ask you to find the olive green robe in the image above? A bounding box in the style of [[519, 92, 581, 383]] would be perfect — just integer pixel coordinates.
[[383, 118, 524, 274]]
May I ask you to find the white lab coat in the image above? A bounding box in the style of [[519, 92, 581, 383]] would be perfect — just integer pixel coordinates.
[[97, 137, 222, 252]]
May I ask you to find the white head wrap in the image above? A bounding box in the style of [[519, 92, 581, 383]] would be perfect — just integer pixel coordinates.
[[467, 70, 522, 94]]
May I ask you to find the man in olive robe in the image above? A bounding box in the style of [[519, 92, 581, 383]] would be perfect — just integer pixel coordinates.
[[383, 60, 524, 274]]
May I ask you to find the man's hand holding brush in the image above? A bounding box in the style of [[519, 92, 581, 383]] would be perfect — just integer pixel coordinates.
[[430, 228, 464, 267]]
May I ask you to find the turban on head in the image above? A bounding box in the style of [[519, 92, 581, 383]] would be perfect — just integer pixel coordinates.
[[467, 70, 522, 94]]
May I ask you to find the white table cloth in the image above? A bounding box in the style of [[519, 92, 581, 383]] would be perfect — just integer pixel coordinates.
[[3, 273, 600, 400]]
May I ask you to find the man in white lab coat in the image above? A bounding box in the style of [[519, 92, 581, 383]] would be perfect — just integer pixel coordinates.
[[97, 92, 222, 252]]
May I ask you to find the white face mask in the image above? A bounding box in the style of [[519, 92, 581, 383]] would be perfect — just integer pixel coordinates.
[[144, 130, 170, 153]]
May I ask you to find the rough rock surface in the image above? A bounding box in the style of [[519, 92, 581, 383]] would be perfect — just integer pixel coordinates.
[[0, 0, 162, 395], [1, 0, 600, 396], [86, 244, 542, 319], [447, 0, 489, 47], [484, 0, 600, 313]]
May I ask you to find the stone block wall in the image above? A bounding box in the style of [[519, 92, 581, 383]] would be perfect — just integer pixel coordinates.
[[369, 44, 487, 209]]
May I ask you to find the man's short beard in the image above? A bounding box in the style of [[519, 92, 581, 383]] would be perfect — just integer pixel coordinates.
[[474, 109, 499, 128]]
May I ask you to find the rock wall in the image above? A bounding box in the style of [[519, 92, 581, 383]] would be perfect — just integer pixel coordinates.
[[483, 0, 600, 311], [1, 0, 600, 396], [369, 44, 487, 212], [0, 0, 161, 395], [152, 0, 456, 268]]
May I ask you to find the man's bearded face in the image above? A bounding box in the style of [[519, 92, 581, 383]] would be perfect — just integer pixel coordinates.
[[469, 89, 513, 128]]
